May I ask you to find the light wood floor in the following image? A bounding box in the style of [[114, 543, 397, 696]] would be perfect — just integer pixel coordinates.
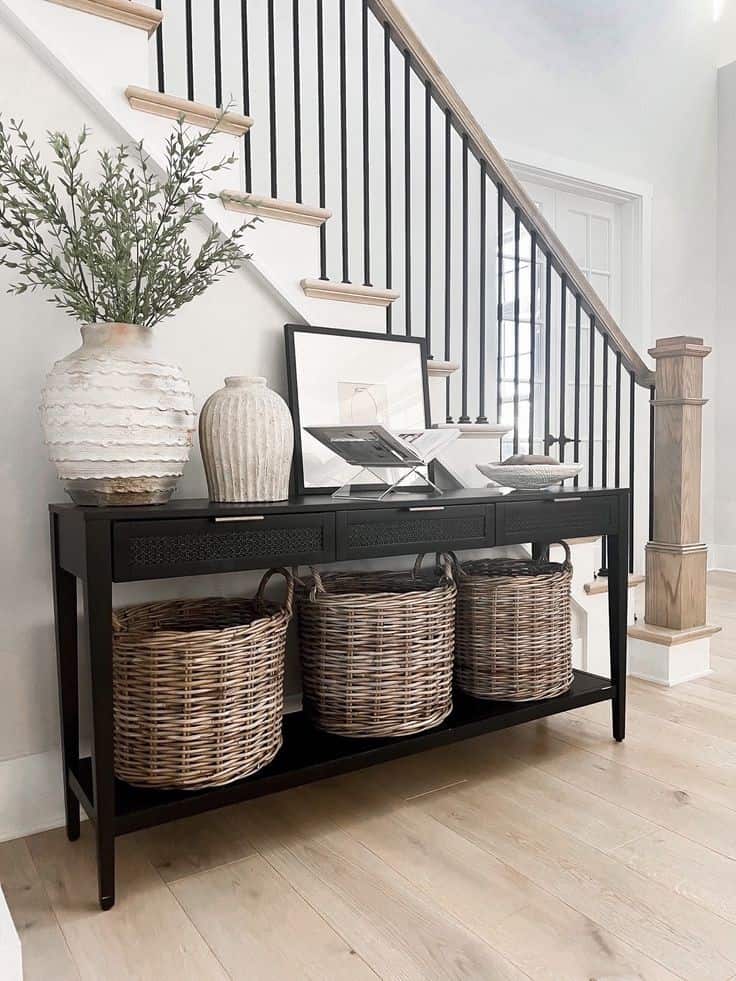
[[4, 574, 736, 980]]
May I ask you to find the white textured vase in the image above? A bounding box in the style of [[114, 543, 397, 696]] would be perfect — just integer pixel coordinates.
[[199, 377, 294, 502], [40, 323, 195, 506]]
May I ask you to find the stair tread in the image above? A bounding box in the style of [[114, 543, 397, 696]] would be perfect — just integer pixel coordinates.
[[49, 0, 162, 35], [221, 191, 331, 227], [300, 278, 399, 307], [584, 573, 645, 595], [125, 87, 253, 136]]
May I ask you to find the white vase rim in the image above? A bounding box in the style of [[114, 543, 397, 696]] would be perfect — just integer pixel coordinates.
[[80, 322, 146, 340], [224, 376, 267, 387]]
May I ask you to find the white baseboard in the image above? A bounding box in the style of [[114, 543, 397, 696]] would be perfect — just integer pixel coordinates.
[[709, 544, 736, 571], [0, 749, 69, 843], [0, 886, 21, 981], [629, 635, 712, 686]]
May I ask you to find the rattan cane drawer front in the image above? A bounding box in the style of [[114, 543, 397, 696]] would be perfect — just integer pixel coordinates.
[[336, 504, 493, 560], [496, 495, 618, 545], [113, 513, 335, 581]]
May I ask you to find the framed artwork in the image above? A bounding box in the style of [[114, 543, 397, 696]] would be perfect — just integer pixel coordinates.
[[285, 324, 430, 495]]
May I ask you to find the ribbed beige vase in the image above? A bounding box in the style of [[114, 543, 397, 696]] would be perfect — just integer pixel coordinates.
[[40, 323, 195, 506], [199, 376, 294, 502]]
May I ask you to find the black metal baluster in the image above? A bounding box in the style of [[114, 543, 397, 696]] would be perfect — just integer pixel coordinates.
[[602, 335, 609, 487], [267, 0, 277, 198], [588, 316, 596, 487], [512, 209, 521, 452], [496, 185, 504, 427], [384, 22, 393, 331], [614, 351, 622, 487], [478, 162, 488, 424], [459, 135, 470, 422], [404, 51, 412, 334], [339, 0, 349, 283], [362, 0, 371, 285], [528, 230, 537, 451], [573, 295, 581, 485], [444, 110, 452, 420], [316, 0, 327, 279], [629, 370, 636, 572], [240, 0, 252, 193], [600, 335, 610, 571], [424, 81, 432, 354], [558, 275, 567, 462], [649, 384, 655, 542], [543, 254, 552, 454], [155, 0, 164, 93], [213, 0, 222, 107], [292, 0, 302, 203], [185, 0, 194, 101]]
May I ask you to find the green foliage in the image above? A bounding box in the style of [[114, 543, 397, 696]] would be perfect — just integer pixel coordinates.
[[0, 115, 256, 327]]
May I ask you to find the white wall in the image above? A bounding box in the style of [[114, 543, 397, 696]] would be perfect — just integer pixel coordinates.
[[714, 59, 736, 569]]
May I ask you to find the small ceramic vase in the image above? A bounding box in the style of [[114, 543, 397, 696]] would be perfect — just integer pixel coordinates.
[[199, 376, 294, 502]]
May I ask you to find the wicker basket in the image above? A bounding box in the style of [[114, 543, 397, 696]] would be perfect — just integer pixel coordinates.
[[297, 555, 456, 738], [112, 568, 293, 790], [454, 543, 573, 702]]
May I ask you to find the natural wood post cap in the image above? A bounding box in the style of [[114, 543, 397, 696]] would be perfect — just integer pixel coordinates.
[[648, 336, 711, 359]]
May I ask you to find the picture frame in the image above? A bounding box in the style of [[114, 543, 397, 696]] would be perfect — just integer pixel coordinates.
[[285, 324, 431, 495]]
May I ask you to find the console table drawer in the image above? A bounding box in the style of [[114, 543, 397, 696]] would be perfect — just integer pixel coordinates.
[[112, 513, 335, 581], [496, 495, 618, 545], [336, 504, 493, 560]]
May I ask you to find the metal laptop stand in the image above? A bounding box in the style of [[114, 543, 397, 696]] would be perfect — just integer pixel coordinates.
[[332, 463, 443, 500]]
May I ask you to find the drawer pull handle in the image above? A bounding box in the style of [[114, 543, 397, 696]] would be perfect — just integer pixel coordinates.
[[213, 515, 266, 523], [551, 497, 582, 503], [407, 506, 446, 512]]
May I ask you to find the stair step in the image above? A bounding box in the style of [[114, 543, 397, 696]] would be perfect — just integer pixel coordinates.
[[221, 191, 330, 227], [300, 279, 399, 307], [584, 573, 645, 596], [124, 87, 253, 135], [49, 0, 162, 35], [436, 423, 512, 439], [426, 360, 459, 377]]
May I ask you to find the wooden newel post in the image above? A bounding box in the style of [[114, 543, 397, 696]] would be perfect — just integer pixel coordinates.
[[630, 335, 719, 684], [646, 336, 709, 628]]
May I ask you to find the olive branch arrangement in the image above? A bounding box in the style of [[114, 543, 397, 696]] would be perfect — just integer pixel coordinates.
[[0, 114, 256, 327]]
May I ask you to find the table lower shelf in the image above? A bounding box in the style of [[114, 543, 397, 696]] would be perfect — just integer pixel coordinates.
[[70, 669, 614, 835]]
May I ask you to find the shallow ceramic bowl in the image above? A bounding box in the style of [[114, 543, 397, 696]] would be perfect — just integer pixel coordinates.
[[476, 462, 584, 489]]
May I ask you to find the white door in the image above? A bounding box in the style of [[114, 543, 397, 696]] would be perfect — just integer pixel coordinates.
[[499, 180, 624, 474]]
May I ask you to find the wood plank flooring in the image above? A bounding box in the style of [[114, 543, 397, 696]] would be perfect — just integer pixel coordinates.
[[3, 571, 736, 980]]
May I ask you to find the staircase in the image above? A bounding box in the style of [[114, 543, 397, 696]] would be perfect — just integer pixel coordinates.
[[1, 0, 716, 684]]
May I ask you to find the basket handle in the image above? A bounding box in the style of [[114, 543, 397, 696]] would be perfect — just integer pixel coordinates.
[[308, 566, 326, 602], [413, 552, 455, 583], [255, 567, 295, 616], [551, 541, 573, 570]]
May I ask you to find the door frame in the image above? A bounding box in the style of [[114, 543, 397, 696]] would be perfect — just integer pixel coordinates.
[[501, 145, 653, 357]]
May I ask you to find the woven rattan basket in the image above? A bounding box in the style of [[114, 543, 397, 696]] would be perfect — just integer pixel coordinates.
[[297, 555, 456, 738], [454, 543, 573, 702], [112, 568, 293, 790]]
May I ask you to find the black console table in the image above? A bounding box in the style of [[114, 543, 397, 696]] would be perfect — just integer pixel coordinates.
[[50, 486, 629, 909]]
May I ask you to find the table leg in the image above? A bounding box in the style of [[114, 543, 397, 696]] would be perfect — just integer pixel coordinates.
[[531, 542, 550, 561], [607, 499, 629, 741], [84, 519, 116, 910], [50, 514, 80, 842]]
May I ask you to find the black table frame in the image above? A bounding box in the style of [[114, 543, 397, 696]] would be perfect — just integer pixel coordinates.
[[49, 487, 629, 910]]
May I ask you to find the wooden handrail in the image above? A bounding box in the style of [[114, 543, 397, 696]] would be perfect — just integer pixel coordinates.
[[368, 0, 655, 388]]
